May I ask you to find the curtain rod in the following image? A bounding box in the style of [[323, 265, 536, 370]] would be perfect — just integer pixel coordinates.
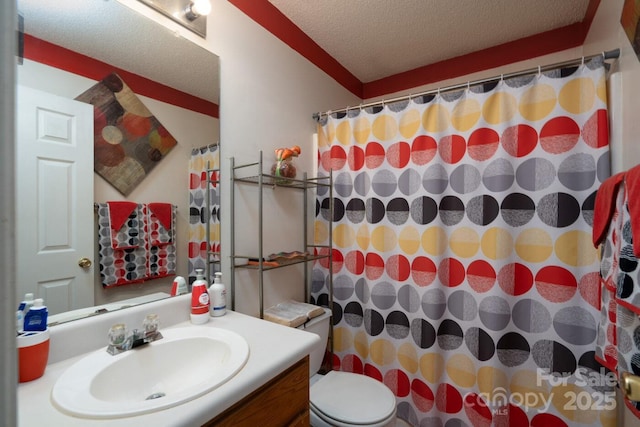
[[312, 48, 620, 121]]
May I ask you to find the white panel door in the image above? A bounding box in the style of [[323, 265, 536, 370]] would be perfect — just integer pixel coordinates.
[[16, 85, 94, 316]]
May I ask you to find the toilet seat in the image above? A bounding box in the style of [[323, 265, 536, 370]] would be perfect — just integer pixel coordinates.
[[310, 371, 396, 427]]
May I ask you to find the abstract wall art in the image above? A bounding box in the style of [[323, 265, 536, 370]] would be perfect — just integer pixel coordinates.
[[75, 73, 178, 195]]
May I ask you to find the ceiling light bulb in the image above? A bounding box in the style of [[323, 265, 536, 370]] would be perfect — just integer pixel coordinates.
[[189, 0, 211, 17]]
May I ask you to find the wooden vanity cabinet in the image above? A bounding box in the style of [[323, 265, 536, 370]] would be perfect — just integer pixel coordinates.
[[203, 356, 310, 427]]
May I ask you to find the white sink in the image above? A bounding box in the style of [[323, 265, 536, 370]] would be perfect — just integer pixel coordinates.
[[51, 326, 250, 419]]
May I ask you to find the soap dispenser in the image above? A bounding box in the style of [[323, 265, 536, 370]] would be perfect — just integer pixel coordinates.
[[190, 269, 210, 324], [171, 276, 188, 296], [23, 298, 48, 332], [209, 272, 227, 317]]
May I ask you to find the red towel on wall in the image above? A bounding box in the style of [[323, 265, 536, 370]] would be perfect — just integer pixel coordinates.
[[593, 172, 625, 247], [107, 201, 138, 231], [148, 203, 173, 231], [97, 202, 148, 286]]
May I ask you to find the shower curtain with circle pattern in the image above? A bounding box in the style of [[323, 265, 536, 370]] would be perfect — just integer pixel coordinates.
[[312, 58, 616, 426], [188, 144, 220, 284]]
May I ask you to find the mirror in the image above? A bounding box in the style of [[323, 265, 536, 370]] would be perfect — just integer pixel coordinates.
[[16, 0, 220, 325]]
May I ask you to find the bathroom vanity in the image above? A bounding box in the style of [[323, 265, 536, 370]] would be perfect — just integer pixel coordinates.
[[17, 295, 319, 426]]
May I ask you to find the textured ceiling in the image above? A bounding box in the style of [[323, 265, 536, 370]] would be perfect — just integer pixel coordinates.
[[267, 0, 591, 83], [18, 0, 219, 103]]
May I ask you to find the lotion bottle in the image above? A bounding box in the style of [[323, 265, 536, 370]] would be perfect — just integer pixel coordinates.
[[18, 293, 35, 315], [23, 298, 48, 332], [190, 269, 210, 324], [171, 276, 188, 296], [209, 272, 227, 317]]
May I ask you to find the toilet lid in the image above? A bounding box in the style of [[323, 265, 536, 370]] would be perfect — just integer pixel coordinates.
[[310, 371, 396, 425]]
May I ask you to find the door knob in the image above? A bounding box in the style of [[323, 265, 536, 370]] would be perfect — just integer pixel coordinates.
[[78, 257, 92, 269], [621, 372, 640, 401]]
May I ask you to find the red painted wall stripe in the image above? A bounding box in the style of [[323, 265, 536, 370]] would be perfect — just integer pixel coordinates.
[[229, 0, 601, 100], [363, 22, 589, 99], [23, 34, 219, 118], [228, 0, 362, 97]]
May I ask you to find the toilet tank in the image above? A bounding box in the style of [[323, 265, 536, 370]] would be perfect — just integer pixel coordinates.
[[296, 307, 331, 376]]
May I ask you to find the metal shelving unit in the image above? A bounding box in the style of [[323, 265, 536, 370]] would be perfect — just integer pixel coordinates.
[[229, 150, 333, 320]]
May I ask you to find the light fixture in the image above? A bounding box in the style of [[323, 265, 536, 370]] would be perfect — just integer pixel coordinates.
[[185, 0, 211, 21], [137, 0, 211, 38]]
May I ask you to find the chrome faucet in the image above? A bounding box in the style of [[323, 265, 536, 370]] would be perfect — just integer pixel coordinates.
[[107, 314, 163, 355]]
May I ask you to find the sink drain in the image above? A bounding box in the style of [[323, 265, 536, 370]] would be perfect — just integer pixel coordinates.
[[145, 392, 166, 400]]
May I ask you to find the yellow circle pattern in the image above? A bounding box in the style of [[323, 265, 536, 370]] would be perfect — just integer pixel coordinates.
[[336, 121, 352, 145], [519, 83, 557, 122], [356, 224, 370, 250], [315, 220, 329, 244], [477, 366, 508, 399], [555, 230, 597, 266], [372, 114, 399, 141], [559, 77, 595, 114], [371, 225, 398, 252], [397, 343, 419, 373], [481, 228, 513, 259], [550, 383, 598, 423], [353, 117, 371, 144], [370, 339, 396, 365], [449, 227, 480, 258], [515, 228, 553, 263], [422, 104, 451, 133], [510, 370, 550, 410], [419, 353, 445, 384], [333, 327, 353, 353], [317, 123, 330, 147], [482, 91, 517, 124], [334, 223, 356, 248], [354, 330, 369, 359], [451, 98, 481, 132], [422, 227, 448, 256], [446, 354, 476, 388], [398, 226, 421, 254], [399, 109, 421, 139]]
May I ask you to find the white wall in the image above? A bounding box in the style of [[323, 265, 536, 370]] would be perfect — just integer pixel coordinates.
[[17, 59, 219, 305], [207, 1, 360, 315]]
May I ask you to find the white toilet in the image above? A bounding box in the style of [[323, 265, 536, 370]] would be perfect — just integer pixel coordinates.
[[298, 307, 398, 427]]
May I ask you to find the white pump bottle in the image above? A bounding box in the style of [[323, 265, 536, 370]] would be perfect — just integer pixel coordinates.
[[209, 272, 227, 317]]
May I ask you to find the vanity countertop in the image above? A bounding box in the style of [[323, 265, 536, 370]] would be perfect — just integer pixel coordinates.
[[17, 296, 320, 426]]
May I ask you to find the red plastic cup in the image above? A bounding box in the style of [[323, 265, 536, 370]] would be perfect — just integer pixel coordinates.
[[17, 329, 50, 383]]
